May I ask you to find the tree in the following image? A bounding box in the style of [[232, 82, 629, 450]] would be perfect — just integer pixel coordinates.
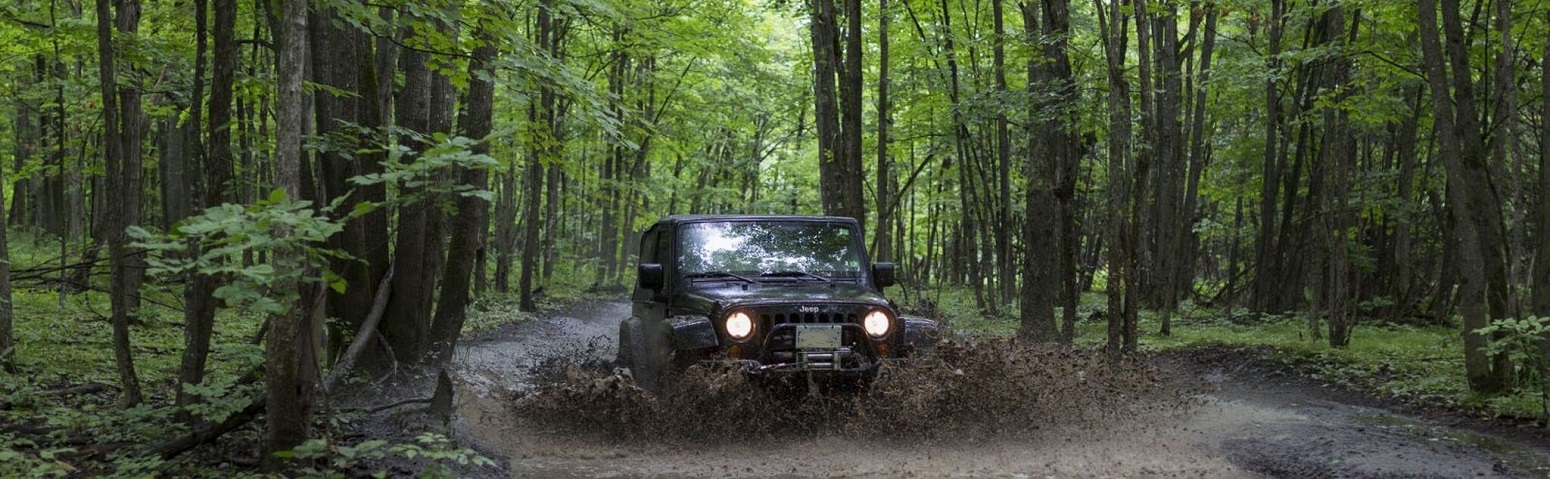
[[1095, 0, 1138, 357], [0, 136, 12, 374], [263, 0, 314, 466], [1313, 4, 1356, 347], [809, 0, 847, 222], [176, 0, 237, 419], [429, 18, 498, 361], [96, 0, 144, 407], [1252, 0, 1289, 314], [1417, 0, 1510, 393], [874, 0, 895, 264], [520, 0, 557, 313], [384, 15, 437, 359], [310, 1, 390, 351], [1537, 8, 1550, 319], [837, 0, 865, 228], [1018, 0, 1058, 342]]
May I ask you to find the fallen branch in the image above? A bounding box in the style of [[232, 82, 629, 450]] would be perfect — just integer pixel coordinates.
[[344, 396, 433, 415], [0, 382, 115, 409], [325, 263, 394, 393], [40, 382, 111, 397], [144, 395, 267, 460], [141, 367, 267, 460]]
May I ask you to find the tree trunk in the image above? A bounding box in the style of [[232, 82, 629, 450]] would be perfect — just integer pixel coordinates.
[[8, 61, 33, 228], [874, 0, 894, 264], [811, 0, 844, 222], [838, 0, 866, 230], [1018, 2, 1054, 341], [993, 0, 1012, 304], [176, 0, 237, 420], [1492, 0, 1525, 327], [418, 65, 455, 338], [494, 167, 517, 293], [1253, 0, 1287, 314], [1418, 0, 1506, 394], [1385, 87, 1424, 321], [1179, 1, 1219, 317], [1317, 5, 1355, 347], [541, 165, 562, 282], [520, 1, 553, 313], [1095, 0, 1134, 358], [429, 33, 496, 362], [263, 0, 315, 467], [159, 120, 190, 229], [1139, 2, 1185, 333], [384, 41, 432, 359], [1536, 8, 1550, 318], [310, 2, 388, 354], [1039, 0, 1081, 343], [97, 0, 144, 407], [0, 135, 13, 373]]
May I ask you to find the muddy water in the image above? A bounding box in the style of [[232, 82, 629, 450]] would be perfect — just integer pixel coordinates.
[[450, 301, 1550, 478]]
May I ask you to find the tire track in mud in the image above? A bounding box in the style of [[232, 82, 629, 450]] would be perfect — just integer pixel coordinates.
[[448, 301, 1550, 478]]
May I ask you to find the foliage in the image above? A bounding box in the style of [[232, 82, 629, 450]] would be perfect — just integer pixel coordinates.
[[0, 432, 77, 477], [1476, 317, 1550, 422], [279, 433, 495, 479], [351, 130, 501, 208], [130, 191, 349, 317]]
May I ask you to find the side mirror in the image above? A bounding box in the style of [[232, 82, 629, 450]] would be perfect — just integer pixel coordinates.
[[638, 263, 664, 290], [872, 262, 896, 289]]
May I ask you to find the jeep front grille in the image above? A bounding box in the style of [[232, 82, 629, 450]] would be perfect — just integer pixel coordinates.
[[760, 312, 859, 324]]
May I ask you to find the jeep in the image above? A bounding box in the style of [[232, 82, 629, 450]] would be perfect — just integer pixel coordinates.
[[617, 215, 941, 392]]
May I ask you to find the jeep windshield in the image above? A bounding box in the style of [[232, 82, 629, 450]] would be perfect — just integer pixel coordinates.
[[677, 221, 863, 284]]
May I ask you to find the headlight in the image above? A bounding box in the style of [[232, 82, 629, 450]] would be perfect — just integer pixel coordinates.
[[863, 310, 892, 338], [725, 311, 754, 340]]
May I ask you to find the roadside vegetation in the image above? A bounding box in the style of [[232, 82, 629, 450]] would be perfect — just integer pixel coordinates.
[[0, 229, 597, 477]]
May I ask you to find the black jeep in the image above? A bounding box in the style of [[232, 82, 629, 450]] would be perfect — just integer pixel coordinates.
[[617, 215, 940, 392]]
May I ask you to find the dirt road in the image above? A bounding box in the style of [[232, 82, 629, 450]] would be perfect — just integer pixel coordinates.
[[448, 300, 1550, 478]]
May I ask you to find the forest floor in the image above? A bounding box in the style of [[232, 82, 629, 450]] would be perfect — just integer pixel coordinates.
[[440, 300, 1550, 478]]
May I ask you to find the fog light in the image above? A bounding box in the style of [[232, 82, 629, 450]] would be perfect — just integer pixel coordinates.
[[876, 343, 890, 357], [725, 311, 754, 340], [863, 310, 892, 338], [728, 345, 743, 358]]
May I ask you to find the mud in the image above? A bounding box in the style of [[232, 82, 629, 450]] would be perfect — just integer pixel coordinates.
[[448, 301, 1550, 478]]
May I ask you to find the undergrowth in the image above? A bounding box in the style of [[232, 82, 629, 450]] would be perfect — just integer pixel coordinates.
[[0, 227, 602, 476]]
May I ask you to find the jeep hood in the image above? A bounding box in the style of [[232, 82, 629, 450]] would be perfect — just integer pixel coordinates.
[[674, 283, 891, 312]]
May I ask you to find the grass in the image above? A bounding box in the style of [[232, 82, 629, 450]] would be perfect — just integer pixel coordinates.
[[4, 228, 265, 387]]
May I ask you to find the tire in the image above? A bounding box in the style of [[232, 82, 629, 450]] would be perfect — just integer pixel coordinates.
[[616, 318, 637, 371], [621, 318, 666, 393]]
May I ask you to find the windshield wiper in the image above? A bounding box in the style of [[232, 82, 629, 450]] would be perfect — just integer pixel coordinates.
[[684, 271, 756, 284], [759, 271, 834, 283]]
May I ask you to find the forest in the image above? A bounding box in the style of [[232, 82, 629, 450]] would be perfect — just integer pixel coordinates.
[[1, 0, 1548, 476]]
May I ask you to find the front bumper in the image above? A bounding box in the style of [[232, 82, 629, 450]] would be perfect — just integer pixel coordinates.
[[667, 314, 942, 377]]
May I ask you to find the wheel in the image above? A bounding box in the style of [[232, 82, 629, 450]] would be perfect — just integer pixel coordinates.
[[616, 319, 637, 370], [620, 318, 667, 393]]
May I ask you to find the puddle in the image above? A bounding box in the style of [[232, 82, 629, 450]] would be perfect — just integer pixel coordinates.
[[1353, 413, 1550, 475]]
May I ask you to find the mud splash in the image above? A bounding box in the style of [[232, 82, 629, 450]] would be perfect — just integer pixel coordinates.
[[513, 338, 1170, 444]]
